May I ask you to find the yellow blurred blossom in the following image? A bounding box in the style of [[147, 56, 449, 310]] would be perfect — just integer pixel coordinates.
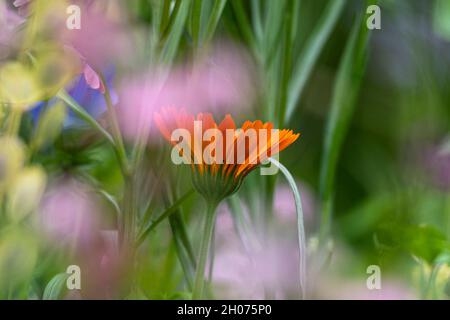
[[7, 166, 47, 222], [0, 228, 38, 289], [0, 61, 43, 108], [0, 136, 26, 193]]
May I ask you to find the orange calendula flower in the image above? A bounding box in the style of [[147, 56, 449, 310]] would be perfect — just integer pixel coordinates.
[[155, 108, 300, 204]]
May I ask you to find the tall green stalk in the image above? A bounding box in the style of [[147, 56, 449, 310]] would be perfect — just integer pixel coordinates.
[[192, 200, 218, 299], [318, 10, 371, 246]]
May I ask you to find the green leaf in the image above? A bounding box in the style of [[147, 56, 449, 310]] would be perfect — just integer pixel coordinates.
[[160, 0, 172, 34], [42, 273, 69, 300], [261, 0, 287, 68], [285, 0, 346, 123], [162, 0, 191, 64], [31, 101, 66, 152], [230, 0, 257, 54], [250, 0, 263, 43], [56, 90, 115, 146], [404, 226, 449, 263], [433, 0, 450, 41], [268, 157, 306, 299], [203, 0, 227, 43], [276, 0, 296, 127], [136, 189, 195, 247], [97, 189, 121, 219], [318, 8, 371, 244], [190, 0, 203, 47], [169, 211, 196, 290], [377, 224, 449, 264], [434, 250, 450, 265]]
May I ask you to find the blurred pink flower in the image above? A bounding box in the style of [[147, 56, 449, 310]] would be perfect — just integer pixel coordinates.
[[0, 1, 25, 59], [39, 180, 126, 299], [212, 234, 300, 299], [14, 0, 129, 71], [38, 179, 100, 248], [77, 229, 124, 299], [215, 204, 236, 235], [274, 182, 316, 227], [212, 204, 301, 299], [117, 44, 256, 141], [62, 2, 130, 71]]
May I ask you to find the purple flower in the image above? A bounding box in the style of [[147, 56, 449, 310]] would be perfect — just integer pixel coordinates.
[[30, 65, 115, 128]]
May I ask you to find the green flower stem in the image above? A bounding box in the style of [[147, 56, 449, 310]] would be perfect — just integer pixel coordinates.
[[192, 200, 218, 299], [268, 157, 306, 298], [5, 108, 22, 136], [98, 72, 129, 176], [121, 175, 137, 250]]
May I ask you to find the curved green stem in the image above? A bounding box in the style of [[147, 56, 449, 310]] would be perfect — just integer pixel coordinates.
[[98, 72, 129, 175], [192, 200, 218, 299], [268, 157, 306, 298]]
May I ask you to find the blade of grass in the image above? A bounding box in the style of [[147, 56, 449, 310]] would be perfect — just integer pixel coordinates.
[[190, 0, 203, 47], [136, 188, 196, 288], [56, 90, 115, 146], [284, 0, 346, 123], [318, 9, 371, 246], [168, 212, 195, 289], [136, 189, 195, 247], [268, 157, 306, 299], [160, 0, 172, 34], [161, 0, 182, 41], [151, 0, 163, 36], [277, 0, 295, 128], [42, 273, 69, 300], [250, 0, 263, 44], [169, 211, 197, 269], [261, 0, 287, 68], [98, 71, 129, 175], [230, 0, 257, 56], [161, 0, 191, 64], [203, 0, 227, 43]]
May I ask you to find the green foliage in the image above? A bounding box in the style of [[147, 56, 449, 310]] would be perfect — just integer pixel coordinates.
[[42, 273, 69, 300]]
